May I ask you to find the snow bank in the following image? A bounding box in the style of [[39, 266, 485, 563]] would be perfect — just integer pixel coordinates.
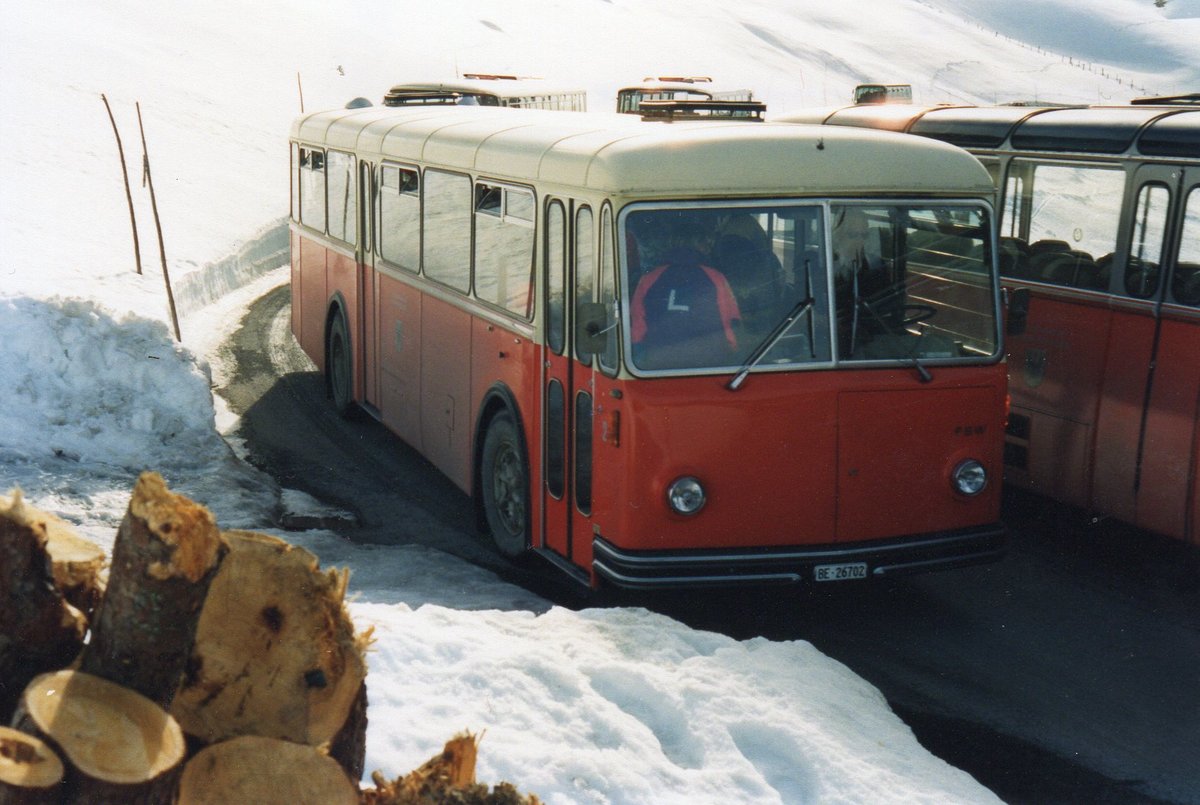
[[354, 602, 1001, 805], [0, 295, 277, 547]]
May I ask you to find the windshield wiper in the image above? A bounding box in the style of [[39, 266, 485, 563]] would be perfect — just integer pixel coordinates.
[[726, 296, 814, 391]]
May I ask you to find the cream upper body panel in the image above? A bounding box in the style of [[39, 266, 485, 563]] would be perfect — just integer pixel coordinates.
[[291, 106, 995, 198]]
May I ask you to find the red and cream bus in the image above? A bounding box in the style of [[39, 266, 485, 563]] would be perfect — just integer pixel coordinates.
[[382, 74, 586, 111], [777, 100, 1200, 545], [288, 105, 1008, 588]]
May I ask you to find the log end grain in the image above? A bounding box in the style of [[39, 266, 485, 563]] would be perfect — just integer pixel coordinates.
[[0, 726, 64, 791], [20, 670, 184, 785], [178, 735, 358, 805]]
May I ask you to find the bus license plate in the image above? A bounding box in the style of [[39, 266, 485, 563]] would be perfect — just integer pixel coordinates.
[[814, 562, 868, 582]]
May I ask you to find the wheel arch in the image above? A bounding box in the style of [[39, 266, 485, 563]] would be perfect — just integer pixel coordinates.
[[472, 382, 531, 535]]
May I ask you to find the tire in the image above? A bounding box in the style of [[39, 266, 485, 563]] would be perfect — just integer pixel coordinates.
[[480, 412, 530, 558], [327, 311, 355, 418]]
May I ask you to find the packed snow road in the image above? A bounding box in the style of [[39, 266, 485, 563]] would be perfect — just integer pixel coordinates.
[[220, 282, 1200, 805]]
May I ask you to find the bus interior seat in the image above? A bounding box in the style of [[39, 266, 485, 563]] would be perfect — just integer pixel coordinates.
[[1124, 256, 1160, 298], [1072, 253, 1105, 290], [999, 236, 1031, 278], [1093, 253, 1115, 290], [1030, 246, 1095, 288], [1173, 262, 1200, 305]]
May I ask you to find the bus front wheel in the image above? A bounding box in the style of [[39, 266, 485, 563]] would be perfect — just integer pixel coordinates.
[[327, 311, 354, 418], [481, 412, 529, 558]]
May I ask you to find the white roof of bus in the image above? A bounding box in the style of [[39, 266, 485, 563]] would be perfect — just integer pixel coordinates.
[[291, 106, 993, 197], [384, 78, 585, 98]]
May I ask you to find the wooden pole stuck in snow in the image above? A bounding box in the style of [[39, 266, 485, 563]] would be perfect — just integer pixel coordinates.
[[100, 94, 143, 276], [136, 102, 182, 342]]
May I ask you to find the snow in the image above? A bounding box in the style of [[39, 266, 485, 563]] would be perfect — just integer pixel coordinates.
[[1, 1, 1195, 802]]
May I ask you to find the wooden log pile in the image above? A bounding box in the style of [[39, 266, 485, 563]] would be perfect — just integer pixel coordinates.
[[1, 472, 539, 805]]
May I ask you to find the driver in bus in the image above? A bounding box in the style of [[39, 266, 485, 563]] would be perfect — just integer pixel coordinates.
[[631, 215, 742, 370]]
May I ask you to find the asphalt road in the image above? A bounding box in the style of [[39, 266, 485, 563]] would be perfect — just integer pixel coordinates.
[[219, 285, 1200, 804]]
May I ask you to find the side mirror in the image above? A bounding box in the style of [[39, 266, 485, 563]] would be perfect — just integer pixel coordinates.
[[1005, 287, 1030, 337], [576, 302, 610, 355]]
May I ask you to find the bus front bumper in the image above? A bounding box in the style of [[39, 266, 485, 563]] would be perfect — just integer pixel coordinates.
[[591, 525, 1006, 589]]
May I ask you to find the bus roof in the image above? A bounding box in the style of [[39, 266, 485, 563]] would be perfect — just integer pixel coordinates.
[[772, 103, 1199, 158], [291, 106, 994, 197]]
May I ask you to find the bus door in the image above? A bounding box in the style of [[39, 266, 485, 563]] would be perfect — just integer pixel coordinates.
[[1128, 170, 1199, 543], [540, 200, 602, 573], [358, 160, 380, 411], [1091, 165, 1192, 536], [540, 199, 575, 561]]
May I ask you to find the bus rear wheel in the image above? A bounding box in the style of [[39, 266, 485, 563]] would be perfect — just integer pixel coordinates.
[[327, 311, 354, 418], [481, 412, 529, 558]]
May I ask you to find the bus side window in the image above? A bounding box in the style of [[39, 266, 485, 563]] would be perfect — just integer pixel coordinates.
[[379, 164, 420, 272], [1173, 187, 1200, 307], [598, 206, 619, 375], [1000, 169, 1029, 278], [299, 147, 326, 233], [574, 207, 595, 364], [1126, 183, 1170, 299], [475, 183, 536, 318], [422, 170, 472, 292], [1026, 163, 1122, 289], [546, 201, 567, 354], [326, 150, 356, 246], [290, 143, 299, 223]]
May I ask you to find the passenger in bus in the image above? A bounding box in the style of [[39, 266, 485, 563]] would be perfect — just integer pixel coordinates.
[[631, 216, 742, 370]]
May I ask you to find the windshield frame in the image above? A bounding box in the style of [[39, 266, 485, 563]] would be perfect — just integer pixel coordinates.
[[616, 198, 1003, 378]]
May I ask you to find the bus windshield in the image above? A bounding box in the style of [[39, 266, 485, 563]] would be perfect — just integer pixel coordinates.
[[622, 203, 997, 373]]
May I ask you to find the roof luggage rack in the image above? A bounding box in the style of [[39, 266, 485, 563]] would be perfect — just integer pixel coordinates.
[[382, 90, 464, 106], [461, 73, 522, 81], [639, 99, 766, 121], [643, 75, 713, 84]]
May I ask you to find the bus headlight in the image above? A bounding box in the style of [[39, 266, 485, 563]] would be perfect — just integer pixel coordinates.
[[951, 460, 988, 496], [667, 477, 706, 515]]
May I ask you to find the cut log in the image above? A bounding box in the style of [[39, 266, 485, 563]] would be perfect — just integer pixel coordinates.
[[172, 530, 369, 762], [177, 735, 358, 805], [12, 670, 184, 805], [42, 512, 106, 618], [0, 491, 88, 724], [79, 472, 228, 708], [0, 726, 64, 805]]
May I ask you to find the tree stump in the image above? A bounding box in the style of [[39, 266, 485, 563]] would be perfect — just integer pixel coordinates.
[[78, 472, 228, 708], [11, 670, 184, 805], [171, 530, 369, 774], [0, 726, 64, 805], [0, 491, 87, 724], [177, 735, 358, 805]]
